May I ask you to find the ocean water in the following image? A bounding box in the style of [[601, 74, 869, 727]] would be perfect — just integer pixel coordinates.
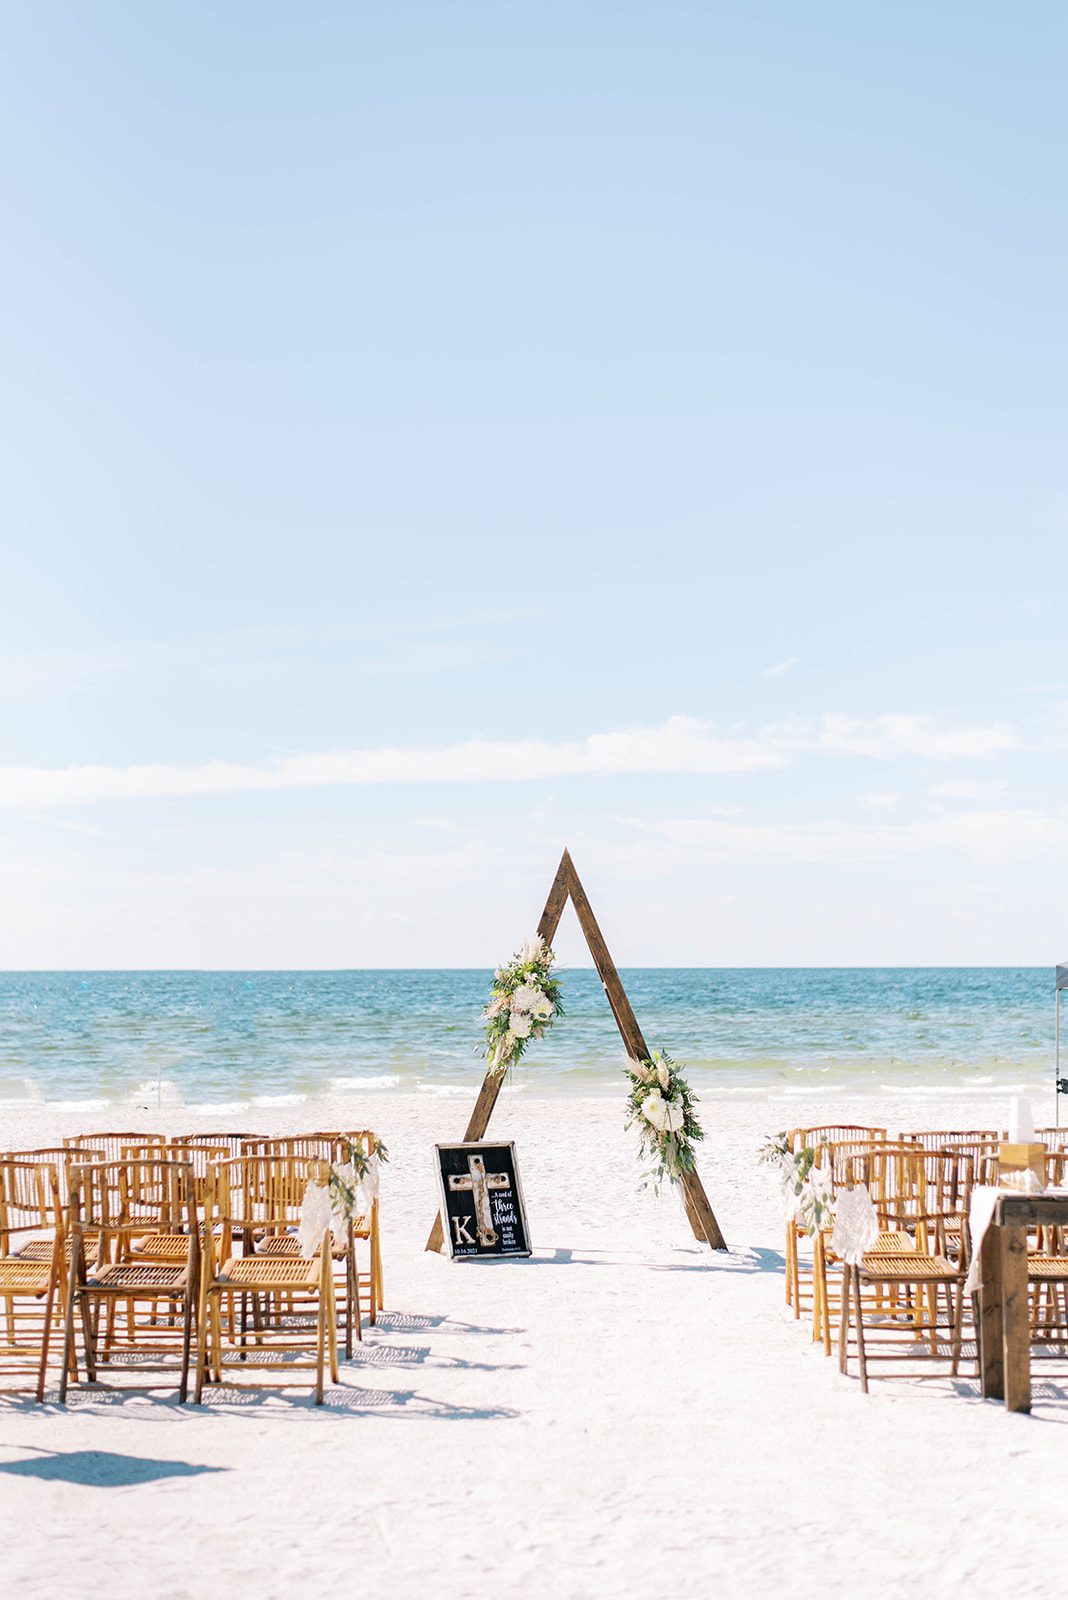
[[0, 968, 1058, 1111]]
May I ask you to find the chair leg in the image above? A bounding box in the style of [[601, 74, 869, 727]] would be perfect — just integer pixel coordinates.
[[59, 1277, 79, 1404], [839, 1264, 851, 1375], [315, 1303, 326, 1406], [950, 1278, 964, 1376], [179, 1294, 194, 1404], [328, 1276, 339, 1385], [212, 1295, 223, 1383], [36, 1275, 57, 1402], [370, 1203, 383, 1318], [812, 1232, 824, 1346], [853, 1268, 869, 1393], [352, 1251, 363, 1344], [193, 1294, 209, 1403], [79, 1294, 97, 1382]]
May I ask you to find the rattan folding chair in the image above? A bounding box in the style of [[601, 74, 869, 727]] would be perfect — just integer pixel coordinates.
[[59, 1158, 199, 1403], [175, 1133, 267, 1159], [897, 1128, 1000, 1151], [244, 1130, 383, 1327], [6, 1148, 105, 1266], [118, 1142, 229, 1266], [783, 1126, 887, 1321], [809, 1140, 925, 1354], [63, 1132, 167, 1162], [0, 1159, 65, 1400], [837, 1150, 972, 1390], [194, 1155, 338, 1403]]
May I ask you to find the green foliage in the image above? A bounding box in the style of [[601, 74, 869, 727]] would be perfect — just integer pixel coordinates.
[[624, 1049, 704, 1191], [759, 1132, 834, 1236], [482, 935, 563, 1077]]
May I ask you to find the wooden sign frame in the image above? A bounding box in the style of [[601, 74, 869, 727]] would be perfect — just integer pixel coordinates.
[[435, 1141, 532, 1260], [427, 849, 727, 1252]]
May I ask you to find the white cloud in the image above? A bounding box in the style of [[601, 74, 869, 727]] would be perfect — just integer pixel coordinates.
[[805, 712, 1018, 761], [930, 780, 1008, 800], [860, 792, 900, 810], [649, 807, 1068, 866], [764, 656, 799, 677], [0, 715, 784, 810], [0, 704, 1032, 811]]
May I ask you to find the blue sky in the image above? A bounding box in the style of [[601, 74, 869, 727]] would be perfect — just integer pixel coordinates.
[[1, 2, 1066, 967]]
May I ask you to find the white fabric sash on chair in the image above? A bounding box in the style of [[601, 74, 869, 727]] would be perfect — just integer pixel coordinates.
[[830, 1185, 878, 1265]]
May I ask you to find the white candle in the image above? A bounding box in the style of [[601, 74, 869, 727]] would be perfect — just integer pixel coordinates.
[[1008, 1095, 1035, 1143]]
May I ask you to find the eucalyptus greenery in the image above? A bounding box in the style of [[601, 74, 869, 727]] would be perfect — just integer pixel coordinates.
[[482, 935, 563, 1076], [624, 1049, 704, 1190], [327, 1137, 389, 1222], [759, 1132, 834, 1236]]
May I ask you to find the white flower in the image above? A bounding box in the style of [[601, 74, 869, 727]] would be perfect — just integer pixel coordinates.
[[656, 1058, 670, 1090], [629, 1058, 652, 1083], [510, 1012, 532, 1040], [643, 1092, 684, 1134], [641, 1091, 669, 1132], [531, 995, 554, 1020], [511, 984, 541, 1014], [663, 1096, 685, 1133], [517, 935, 545, 966]]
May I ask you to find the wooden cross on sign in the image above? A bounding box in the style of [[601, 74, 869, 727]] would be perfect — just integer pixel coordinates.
[[447, 1152, 510, 1247]]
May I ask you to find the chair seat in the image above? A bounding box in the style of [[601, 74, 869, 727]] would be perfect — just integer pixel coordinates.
[[215, 1255, 320, 1292], [858, 1252, 960, 1283], [85, 1262, 191, 1294], [254, 1232, 355, 1261], [130, 1233, 192, 1262], [1028, 1256, 1068, 1281], [868, 1231, 918, 1254], [17, 1237, 98, 1264], [0, 1257, 53, 1293]]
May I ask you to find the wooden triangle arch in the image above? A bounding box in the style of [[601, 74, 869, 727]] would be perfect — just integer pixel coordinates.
[[427, 849, 727, 1252]]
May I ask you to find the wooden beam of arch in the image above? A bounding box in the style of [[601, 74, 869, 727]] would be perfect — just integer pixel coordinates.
[[426, 849, 727, 1252]]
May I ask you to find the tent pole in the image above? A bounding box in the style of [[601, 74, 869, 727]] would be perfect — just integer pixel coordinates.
[[1057, 990, 1061, 1129]]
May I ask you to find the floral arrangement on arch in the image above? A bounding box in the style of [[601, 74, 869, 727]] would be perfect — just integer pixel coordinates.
[[759, 1133, 833, 1236], [482, 935, 563, 1076], [625, 1050, 704, 1190]]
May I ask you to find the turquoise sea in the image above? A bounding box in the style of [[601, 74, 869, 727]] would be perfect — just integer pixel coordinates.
[[0, 968, 1058, 1111]]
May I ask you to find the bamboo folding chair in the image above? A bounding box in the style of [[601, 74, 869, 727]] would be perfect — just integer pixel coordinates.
[[194, 1155, 338, 1404], [117, 1143, 229, 1266], [175, 1133, 267, 1159], [0, 1159, 65, 1400], [837, 1150, 972, 1390], [59, 1159, 199, 1403], [239, 1138, 359, 1349], [783, 1126, 887, 1320], [244, 1131, 383, 1325], [808, 1141, 926, 1354], [63, 1132, 167, 1162], [5, 1148, 105, 1266]]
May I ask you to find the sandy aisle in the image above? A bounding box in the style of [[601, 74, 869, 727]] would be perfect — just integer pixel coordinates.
[[0, 1089, 1065, 1600]]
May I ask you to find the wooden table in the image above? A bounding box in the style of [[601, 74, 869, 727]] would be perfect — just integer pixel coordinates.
[[977, 1190, 1068, 1413]]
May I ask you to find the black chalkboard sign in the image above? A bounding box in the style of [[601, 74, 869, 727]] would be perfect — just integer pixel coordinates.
[[434, 1141, 531, 1259]]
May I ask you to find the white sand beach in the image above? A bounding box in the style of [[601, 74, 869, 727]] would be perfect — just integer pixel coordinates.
[[0, 1088, 1064, 1600]]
